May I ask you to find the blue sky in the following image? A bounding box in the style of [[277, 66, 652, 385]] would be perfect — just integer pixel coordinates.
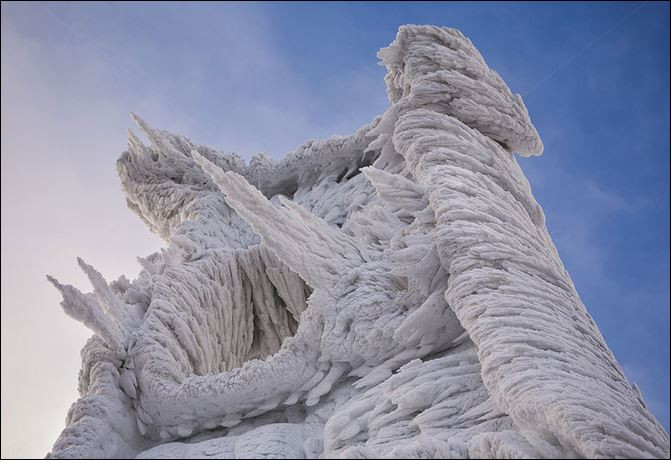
[[1, 1, 669, 457]]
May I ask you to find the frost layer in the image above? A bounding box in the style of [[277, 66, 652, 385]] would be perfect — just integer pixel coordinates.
[[47, 25, 669, 459]]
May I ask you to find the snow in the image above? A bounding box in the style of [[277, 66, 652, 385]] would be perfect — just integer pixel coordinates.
[[46, 25, 669, 459]]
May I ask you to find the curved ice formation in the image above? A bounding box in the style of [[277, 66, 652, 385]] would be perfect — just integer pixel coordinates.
[[47, 25, 669, 459]]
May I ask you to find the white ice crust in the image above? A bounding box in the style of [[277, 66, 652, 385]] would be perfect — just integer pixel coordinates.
[[47, 25, 669, 459]]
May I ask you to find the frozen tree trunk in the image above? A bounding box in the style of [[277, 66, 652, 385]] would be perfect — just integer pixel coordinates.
[[47, 25, 669, 459]]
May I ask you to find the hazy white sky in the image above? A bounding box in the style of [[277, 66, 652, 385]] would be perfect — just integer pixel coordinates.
[[1, 9, 164, 459], [2, 2, 669, 458]]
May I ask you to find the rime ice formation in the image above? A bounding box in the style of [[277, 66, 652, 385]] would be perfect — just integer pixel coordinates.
[[47, 25, 669, 459]]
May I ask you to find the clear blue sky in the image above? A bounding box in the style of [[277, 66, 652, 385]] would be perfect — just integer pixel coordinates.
[[1, 2, 669, 457]]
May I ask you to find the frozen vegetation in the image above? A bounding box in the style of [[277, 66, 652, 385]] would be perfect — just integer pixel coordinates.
[[46, 25, 669, 459]]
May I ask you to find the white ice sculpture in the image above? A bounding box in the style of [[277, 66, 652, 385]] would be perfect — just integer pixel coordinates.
[[47, 25, 669, 459]]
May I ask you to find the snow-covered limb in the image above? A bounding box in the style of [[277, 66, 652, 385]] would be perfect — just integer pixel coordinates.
[[47, 24, 669, 459], [193, 152, 368, 290]]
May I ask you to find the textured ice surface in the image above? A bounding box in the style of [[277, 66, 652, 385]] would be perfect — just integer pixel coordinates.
[[47, 25, 669, 459]]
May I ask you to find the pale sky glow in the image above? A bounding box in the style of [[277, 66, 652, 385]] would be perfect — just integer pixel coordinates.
[[1, 2, 669, 458]]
